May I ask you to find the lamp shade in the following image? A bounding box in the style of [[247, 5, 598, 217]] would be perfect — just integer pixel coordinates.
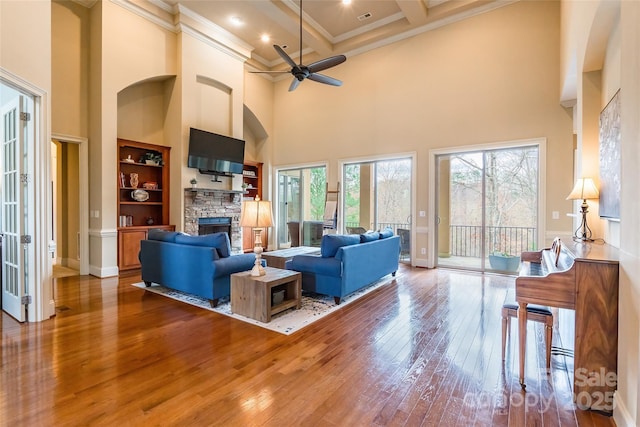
[[566, 178, 599, 200], [240, 196, 274, 228]]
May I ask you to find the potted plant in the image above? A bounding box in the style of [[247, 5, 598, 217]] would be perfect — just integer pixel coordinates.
[[142, 151, 163, 165], [190, 178, 197, 189], [489, 251, 521, 272]]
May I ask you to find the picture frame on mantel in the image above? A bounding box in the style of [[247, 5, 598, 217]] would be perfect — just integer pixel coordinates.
[[599, 89, 621, 219]]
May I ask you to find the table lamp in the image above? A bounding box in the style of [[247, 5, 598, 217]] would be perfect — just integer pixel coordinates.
[[240, 196, 274, 276], [566, 177, 599, 242]]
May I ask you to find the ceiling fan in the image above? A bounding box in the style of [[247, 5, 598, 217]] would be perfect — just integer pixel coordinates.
[[251, 0, 347, 91]]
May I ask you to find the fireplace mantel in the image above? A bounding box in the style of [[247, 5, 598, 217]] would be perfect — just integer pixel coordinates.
[[185, 188, 244, 194]]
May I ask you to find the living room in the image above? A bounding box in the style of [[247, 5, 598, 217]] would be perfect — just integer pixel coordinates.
[[0, 0, 638, 426]]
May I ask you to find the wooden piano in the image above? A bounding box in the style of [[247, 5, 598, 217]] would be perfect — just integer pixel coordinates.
[[515, 238, 619, 413]]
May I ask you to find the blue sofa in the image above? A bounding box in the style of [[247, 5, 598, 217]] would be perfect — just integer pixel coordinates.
[[138, 229, 257, 307], [284, 230, 400, 304]]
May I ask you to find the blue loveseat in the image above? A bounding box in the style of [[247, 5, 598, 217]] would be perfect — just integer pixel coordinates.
[[284, 230, 400, 304], [138, 229, 257, 307]]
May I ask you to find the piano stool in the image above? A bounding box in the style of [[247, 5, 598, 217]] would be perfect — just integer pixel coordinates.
[[502, 302, 553, 371]]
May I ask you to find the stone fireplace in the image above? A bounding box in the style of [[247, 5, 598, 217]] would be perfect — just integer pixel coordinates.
[[184, 189, 242, 253], [198, 216, 232, 236]]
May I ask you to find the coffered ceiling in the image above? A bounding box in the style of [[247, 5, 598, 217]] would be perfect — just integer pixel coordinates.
[[162, 0, 516, 71]]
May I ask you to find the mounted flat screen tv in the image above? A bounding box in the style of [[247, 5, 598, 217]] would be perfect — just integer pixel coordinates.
[[188, 127, 245, 177]]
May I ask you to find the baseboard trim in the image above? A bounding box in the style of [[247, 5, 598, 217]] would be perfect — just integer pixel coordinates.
[[413, 258, 431, 268], [89, 265, 119, 278], [613, 391, 635, 427]]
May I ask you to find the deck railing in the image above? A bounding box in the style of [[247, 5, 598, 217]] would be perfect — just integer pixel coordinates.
[[344, 222, 536, 258], [449, 225, 537, 257], [345, 222, 410, 234]]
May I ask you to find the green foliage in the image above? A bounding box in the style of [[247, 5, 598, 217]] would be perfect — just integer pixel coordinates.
[[141, 151, 163, 165], [343, 164, 361, 225], [309, 168, 326, 220]]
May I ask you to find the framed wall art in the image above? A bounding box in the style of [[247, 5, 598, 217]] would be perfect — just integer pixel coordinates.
[[599, 89, 621, 219]]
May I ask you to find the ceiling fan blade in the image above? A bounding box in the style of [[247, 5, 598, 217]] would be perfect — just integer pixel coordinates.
[[307, 55, 347, 74], [307, 73, 343, 87], [289, 78, 302, 92], [274, 45, 298, 69], [249, 70, 291, 74]]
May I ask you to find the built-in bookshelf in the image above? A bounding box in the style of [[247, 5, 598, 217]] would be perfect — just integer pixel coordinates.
[[117, 139, 173, 270], [242, 161, 262, 202], [242, 161, 267, 252]]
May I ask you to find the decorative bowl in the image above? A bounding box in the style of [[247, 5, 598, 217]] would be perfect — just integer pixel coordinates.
[[131, 189, 149, 202]]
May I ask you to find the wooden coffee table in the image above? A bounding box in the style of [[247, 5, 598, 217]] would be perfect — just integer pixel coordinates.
[[230, 267, 302, 323], [262, 246, 321, 269]]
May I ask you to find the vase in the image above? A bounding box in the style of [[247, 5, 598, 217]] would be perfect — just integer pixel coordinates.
[[130, 173, 139, 189]]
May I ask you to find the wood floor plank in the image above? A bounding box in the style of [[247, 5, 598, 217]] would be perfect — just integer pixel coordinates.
[[1, 265, 617, 427], [390, 272, 496, 425]]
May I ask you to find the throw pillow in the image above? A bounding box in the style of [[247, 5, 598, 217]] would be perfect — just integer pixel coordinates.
[[148, 229, 180, 242], [379, 227, 394, 239], [360, 231, 379, 243], [175, 232, 232, 258], [321, 234, 360, 258]]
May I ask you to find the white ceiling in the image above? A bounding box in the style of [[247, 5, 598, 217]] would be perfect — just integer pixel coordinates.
[[162, 0, 516, 71]]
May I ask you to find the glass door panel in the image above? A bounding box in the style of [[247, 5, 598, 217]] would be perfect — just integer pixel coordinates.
[[276, 167, 326, 249], [277, 170, 301, 248], [484, 148, 539, 272], [342, 158, 412, 261], [436, 146, 539, 272], [437, 152, 484, 269]]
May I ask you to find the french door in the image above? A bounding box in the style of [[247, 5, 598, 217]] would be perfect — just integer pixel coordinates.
[[435, 145, 539, 272], [1, 94, 31, 321], [276, 166, 326, 249]]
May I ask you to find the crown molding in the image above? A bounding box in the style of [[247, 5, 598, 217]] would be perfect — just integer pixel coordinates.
[[111, 0, 175, 32], [108, 0, 252, 62], [175, 4, 253, 61]]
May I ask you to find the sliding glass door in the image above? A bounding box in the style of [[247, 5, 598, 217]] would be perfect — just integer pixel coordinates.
[[436, 145, 539, 272], [342, 158, 412, 261], [276, 167, 326, 249]]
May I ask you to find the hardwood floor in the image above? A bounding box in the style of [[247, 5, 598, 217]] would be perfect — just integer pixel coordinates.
[[1, 265, 615, 426]]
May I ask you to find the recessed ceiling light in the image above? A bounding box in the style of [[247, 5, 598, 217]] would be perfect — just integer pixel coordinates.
[[342, 0, 352, 5], [229, 16, 243, 26], [261, 34, 270, 43]]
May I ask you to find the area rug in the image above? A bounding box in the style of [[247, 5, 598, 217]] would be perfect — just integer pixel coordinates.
[[132, 277, 391, 335]]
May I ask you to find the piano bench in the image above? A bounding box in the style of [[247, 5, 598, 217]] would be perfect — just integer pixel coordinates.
[[501, 302, 553, 372]]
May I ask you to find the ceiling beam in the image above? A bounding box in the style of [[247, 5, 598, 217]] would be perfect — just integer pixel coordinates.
[[396, 0, 429, 25], [254, 1, 334, 60]]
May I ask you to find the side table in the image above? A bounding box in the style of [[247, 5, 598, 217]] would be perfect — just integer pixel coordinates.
[[231, 267, 302, 323]]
